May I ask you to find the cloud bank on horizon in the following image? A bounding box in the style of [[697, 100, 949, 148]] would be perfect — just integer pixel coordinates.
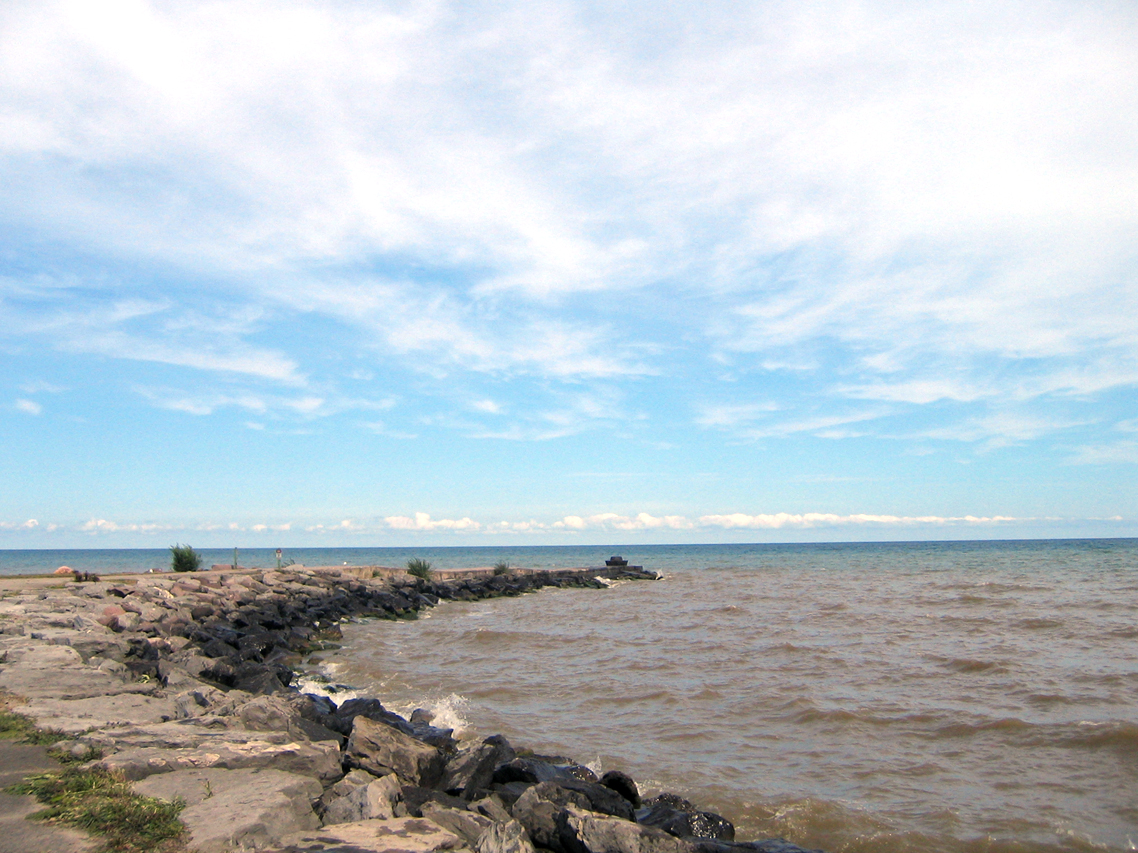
[[1, 0, 1135, 546]]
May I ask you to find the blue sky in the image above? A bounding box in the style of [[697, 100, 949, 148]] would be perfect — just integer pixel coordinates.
[[2, 0, 1136, 548]]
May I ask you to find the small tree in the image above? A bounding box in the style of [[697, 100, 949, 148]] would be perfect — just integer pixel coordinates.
[[406, 557, 432, 579], [170, 543, 201, 573]]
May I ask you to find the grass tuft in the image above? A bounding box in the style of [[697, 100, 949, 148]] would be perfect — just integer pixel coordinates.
[[406, 557, 433, 579], [7, 767, 186, 853], [0, 702, 68, 745], [493, 561, 511, 575]]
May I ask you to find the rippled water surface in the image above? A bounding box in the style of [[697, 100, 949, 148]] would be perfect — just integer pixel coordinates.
[[317, 540, 1138, 853]]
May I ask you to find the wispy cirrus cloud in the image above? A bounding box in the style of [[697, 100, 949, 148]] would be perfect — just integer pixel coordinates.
[[1, 1, 1136, 539]]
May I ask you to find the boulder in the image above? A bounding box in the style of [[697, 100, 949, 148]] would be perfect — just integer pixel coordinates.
[[558, 805, 693, 853], [556, 779, 636, 821], [421, 802, 495, 845], [347, 716, 445, 786], [493, 757, 596, 786], [132, 767, 321, 853], [402, 785, 474, 817], [601, 770, 642, 808], [511, 781, 591, 850], [441, 734, 517, 797], [477, 819, 538, 853], [470, 795, 514, 824], [637, 800, 735, 842], [323, 774, 403, 825]]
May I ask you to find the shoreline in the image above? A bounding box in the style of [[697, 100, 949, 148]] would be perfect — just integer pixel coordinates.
[[0, 564, 823, 853]]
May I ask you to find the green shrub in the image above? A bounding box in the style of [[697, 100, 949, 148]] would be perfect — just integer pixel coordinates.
[[169, 544, 201, 573], [406, 557, 432, 579], [493, 561, 510, 575]]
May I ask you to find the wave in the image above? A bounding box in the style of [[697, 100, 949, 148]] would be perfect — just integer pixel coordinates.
[[929, 717, 1138, 758], [925, 653, 1009, 674], [1017, 617, 1065, 630]]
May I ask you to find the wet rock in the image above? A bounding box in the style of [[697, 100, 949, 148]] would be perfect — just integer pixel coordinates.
[[442, 734, 517, 797], [637, 799, 735, 842], [493, 757, 596, 786], [601, 770, 642, 808], [347, 716, 445, 786], [333, 696, 416, 737], [688, 841, 828, 853], [556, 779, 636, 821]]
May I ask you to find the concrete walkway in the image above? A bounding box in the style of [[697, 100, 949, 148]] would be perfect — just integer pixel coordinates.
[[0, 741, 92, 853]]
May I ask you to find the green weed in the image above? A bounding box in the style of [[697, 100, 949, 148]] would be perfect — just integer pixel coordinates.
[[7, 767, 186, 853]]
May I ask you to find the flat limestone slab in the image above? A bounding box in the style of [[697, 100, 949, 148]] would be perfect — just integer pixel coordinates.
[[133, 767, 321, 853], [98, 737, 343, 781], [18, 693, 177, 734], [276, 816, 471, 853]]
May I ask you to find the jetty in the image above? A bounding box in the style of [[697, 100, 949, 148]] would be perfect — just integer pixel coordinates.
[[0, 564, 821, 853]]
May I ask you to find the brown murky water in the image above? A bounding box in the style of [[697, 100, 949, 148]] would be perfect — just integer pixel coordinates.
[[314, 540, 1138, 853]]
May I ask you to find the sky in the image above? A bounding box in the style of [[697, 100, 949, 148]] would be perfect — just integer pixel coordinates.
[[1, 0, 1136, 548]]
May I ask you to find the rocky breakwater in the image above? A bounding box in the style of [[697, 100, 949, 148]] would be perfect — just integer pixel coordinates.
[[0, 565, 824, 853]]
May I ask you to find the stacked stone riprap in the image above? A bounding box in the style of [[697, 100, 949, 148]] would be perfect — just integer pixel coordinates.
[[0, 567, 823, 853]]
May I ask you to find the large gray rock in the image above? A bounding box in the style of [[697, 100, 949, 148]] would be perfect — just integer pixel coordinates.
[[559, 805, 693, 853], [324, 775, 403, 825], [511, 781, 591, 850], [132, 767, 321, 853], [637, 802, 735, 841], [557, 779, 636, 821], [440, 736, 516, 798], [494, 757, 596, 786], [421, 802, 494, 846], [275, 816, 469, 853], [347, 716, 445, 786], [477, 819, 537, 853]]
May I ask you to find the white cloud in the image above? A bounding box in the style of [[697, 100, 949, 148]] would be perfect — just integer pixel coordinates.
[[697, 513, 1019, 529], [0, 0, 1134, 475], [384, 512, 481, 531], [1069, 441, 1138, 465], [15, 398, 42, 414], [306, 519, 366, 533], [79, 518, 173, 534], [923, 411, 1093, 446], [553, 513, 695, 531], [0, 518, 40, 530], [19, 380, 66, 393]]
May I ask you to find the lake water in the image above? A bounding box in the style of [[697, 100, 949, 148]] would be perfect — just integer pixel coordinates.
[[4, 540, 1136, 852]]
